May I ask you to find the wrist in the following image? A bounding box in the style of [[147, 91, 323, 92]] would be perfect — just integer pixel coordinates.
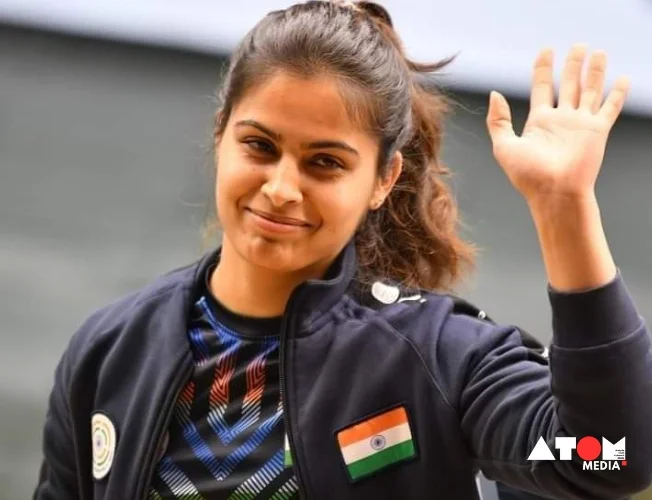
[[525, 190, 617, 292], [525, 190, 599, 220]]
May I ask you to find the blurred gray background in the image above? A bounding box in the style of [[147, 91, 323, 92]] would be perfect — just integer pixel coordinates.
[[1, 8, 651, 500]]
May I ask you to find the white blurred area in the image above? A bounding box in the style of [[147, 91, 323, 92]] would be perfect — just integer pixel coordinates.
[[0, 0, 651, 115]]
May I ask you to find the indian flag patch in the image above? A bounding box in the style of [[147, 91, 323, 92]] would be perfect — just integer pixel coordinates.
[[337, 406, 416, 481]]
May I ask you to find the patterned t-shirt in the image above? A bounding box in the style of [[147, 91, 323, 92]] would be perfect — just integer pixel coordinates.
[[148, 272, 299, 499]]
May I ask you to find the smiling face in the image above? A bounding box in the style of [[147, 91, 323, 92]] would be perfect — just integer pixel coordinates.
[[215, 71, 401, 277]]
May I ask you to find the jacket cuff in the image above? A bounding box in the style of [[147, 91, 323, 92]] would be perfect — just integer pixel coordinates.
[[549, 271, 642, 348]]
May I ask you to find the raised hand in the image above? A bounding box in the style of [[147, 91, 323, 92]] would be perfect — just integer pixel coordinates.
[[486, 45, 630, 203]]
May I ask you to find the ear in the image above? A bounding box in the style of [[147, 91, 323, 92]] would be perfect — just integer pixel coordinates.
[[369, 151, 403, 210]]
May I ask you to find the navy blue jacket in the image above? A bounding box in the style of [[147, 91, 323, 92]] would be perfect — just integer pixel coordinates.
[[34, 244, 652, 499]]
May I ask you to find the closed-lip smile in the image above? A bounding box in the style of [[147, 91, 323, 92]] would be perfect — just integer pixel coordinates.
[[246, 208, 311, 227]]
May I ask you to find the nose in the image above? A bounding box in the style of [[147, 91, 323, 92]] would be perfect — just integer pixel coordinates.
[[260, 158, 303, 206]]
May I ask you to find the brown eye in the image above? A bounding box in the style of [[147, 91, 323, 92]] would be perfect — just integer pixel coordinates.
[[243, 138, 276, 154], [311, 155, 344, 170]]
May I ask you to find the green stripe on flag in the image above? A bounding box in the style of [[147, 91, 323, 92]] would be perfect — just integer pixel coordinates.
[[346, 440, 415, 480]]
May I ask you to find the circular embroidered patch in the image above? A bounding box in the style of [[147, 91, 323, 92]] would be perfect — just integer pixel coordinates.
[[91, 412, 117, 480]]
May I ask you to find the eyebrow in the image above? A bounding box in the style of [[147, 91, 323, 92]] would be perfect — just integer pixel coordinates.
[[235, 119, 281, 141], [234, 119, 359, 156], [305, 140, 359, 156]]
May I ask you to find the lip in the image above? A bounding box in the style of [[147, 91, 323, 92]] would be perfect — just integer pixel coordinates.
[[245, 208, 311, 234]]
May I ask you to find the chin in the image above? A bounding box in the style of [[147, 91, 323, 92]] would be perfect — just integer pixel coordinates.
[[239, 234, 315, 273]]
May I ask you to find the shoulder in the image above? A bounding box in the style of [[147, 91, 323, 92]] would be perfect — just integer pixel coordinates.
[[347, 279, 549, 407], [349, 278, 547, 358]]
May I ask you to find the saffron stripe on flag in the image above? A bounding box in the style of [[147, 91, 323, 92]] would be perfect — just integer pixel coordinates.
[[337, 407, 408, 448]]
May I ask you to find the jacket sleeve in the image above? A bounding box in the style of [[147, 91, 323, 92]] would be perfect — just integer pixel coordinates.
[[437, 273, 652, 499], [33, 345, 80, 500]]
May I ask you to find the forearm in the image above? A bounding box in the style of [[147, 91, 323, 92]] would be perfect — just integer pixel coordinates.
[[527, 192, 617, 292]]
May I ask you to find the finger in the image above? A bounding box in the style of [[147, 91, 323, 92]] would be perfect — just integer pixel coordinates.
[[579, 50, 607, 113], [530, 48, 554, 109], [486, 91, 516, 144], [599, 76, 630, 127], [558, 44, 588, 108]]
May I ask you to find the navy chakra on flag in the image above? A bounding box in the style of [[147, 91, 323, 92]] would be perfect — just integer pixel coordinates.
[[371, 435, 386, 450]]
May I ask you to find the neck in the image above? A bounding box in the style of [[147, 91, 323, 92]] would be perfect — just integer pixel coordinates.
[[209, 238, 328, 318]]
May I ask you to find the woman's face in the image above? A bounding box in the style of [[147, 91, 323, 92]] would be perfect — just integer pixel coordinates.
[[215, 71, 400, 276]]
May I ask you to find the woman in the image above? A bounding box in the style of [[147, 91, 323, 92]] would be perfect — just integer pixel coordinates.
[[34, 1, 651, 499]]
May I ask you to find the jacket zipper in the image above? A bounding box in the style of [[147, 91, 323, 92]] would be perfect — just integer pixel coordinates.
[[279, 291, 308, 499], [137, 358, 194, 500]]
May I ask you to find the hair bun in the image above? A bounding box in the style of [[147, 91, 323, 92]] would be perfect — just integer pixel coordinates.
[[356, 1, 394, 28]]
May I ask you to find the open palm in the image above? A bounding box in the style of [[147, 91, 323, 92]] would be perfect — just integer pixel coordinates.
[[487, 45, 630, 201]]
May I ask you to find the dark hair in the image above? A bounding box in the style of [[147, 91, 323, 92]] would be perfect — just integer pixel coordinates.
[[214, 0, 475, 291]]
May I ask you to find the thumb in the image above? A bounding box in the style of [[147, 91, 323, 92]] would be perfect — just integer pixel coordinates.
[[486, 91, 515, 145]]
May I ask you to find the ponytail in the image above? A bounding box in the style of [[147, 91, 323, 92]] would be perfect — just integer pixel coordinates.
[[353, 3, 475, 291]]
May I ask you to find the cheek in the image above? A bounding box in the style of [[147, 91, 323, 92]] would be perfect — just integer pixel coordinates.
[[216, 151, 259, 205], [317, 180, 374, 231], [216, 160, 250, 227]]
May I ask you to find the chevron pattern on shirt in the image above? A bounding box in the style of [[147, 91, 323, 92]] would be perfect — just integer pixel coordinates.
[[148, 296, 298, 499]]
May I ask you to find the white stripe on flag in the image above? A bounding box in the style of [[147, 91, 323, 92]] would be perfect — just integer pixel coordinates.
[[340, 422, 411, 464]]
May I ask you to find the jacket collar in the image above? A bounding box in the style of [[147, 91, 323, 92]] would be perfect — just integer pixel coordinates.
[[288, 241, 357, 333], [185, 241, 358, 335]]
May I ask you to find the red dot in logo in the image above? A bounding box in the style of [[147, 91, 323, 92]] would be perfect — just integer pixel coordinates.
[[577, 436, 601, 461]]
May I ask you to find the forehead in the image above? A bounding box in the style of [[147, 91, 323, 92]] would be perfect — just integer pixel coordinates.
[[229, 71, 376, 146]]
